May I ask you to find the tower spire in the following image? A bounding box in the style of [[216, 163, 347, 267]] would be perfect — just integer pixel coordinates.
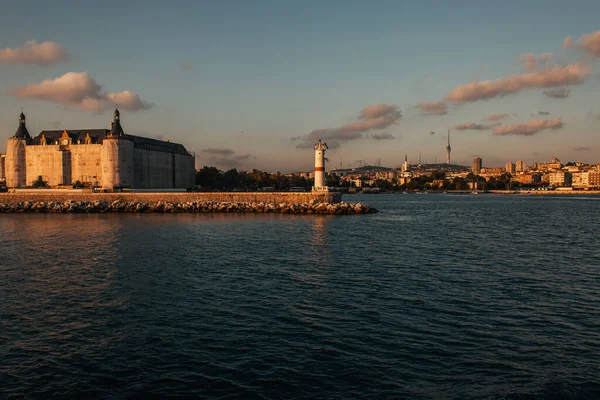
[[110, 107, 123, 136], [15, 109, 31, 142], [446, 129, 452, 164]]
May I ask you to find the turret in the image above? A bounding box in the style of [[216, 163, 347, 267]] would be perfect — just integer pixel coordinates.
[[101, 108, 133, 189], [109, 108, 124, 137], [313, 139, 328, 191], [5, 111, 29, 187]]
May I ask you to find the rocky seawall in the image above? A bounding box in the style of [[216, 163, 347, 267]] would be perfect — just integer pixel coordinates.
[[0, 200, 377, 215]]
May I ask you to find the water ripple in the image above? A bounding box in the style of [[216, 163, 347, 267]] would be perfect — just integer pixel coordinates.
[[1, 196, 599, 399]]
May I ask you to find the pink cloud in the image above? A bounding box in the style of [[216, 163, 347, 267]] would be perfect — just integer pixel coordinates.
[[563, 31, 600, 57], [562, 36, 574, 49], [493, 118, 563, 136], [519, 53, 552, 71], [359, 104, 398, 119], [455, 122, 499, 131], [296, 103, 402, 148], [486, 113, 509, 121], [105, 90, 155, 112], [445, 63, 592, 103], [577, 31, 600, 58], [8, 72, 154, 112], [416, 101, 447, 115], [0, 40, 68, 66]]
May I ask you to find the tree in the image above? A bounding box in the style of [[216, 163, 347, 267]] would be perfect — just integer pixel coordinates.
[[32, 176, 49, 188], [223, 168, 240, 190], [195, 166, 224, 189]]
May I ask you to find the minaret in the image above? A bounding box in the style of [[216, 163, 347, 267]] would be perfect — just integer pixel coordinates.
[[313, 139, 328, 191], [402, 153, 410, 173], [6, 111, 31, 187], [446, 129, 452, 164]]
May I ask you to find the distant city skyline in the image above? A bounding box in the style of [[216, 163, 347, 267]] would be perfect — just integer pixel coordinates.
[[1, 1, 599, 172]]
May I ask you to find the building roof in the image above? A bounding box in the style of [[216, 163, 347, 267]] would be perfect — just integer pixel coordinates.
[[15, 123, 32, 141], [14, 112, 32, 142], [22, 109, 192, 156], [33, 129, 109, 145], [31, 130, 191, 155], [123, 134, 191, 155]]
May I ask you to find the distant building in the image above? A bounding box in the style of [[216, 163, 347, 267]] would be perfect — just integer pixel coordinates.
[[472, 157, 482, 174], [515, 160, 525, 172], [548, 171, 572, 187], [589, 171, 600, 188], [505, 163, 515, 174], [517, 174, 541, 185], [3, 110, 195, 189]]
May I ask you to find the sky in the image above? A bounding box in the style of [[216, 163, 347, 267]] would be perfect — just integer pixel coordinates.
[[0, 0, 599, 172]]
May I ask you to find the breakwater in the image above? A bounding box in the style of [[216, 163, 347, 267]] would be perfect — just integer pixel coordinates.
[[0, 191, 341, 204], [0, 199, 376, 214]]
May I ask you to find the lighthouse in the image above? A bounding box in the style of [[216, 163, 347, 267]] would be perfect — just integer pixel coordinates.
[[313, 139, 328, 191]]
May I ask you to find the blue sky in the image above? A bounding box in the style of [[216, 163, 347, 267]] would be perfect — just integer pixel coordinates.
[[1, 0, 599, 171]]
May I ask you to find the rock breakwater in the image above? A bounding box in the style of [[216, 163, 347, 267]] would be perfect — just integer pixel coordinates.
[[0, 200, 377, 215]]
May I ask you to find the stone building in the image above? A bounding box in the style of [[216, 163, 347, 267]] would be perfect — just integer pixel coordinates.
[[3, 109, 195, 189]]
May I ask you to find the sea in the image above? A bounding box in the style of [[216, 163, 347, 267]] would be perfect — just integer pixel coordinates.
[[2, 194, 600, 400]]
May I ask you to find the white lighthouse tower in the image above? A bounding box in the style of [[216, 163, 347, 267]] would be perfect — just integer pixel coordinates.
[[313, 139, 328, 191]]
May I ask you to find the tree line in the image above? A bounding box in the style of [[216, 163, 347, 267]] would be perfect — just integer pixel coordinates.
[[195, 167, 312, 191]]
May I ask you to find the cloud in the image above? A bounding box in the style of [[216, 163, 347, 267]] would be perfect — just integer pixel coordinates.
[[445, 63, 592, 103], [369, 132, 396, 140], [455, 122, 499, 131], [0, 40, 68, 66], [180, 61, 194, 72], [563, 31, 600, 58], [573, 146, 592, 152], [519, 53, 553, 71], [8, 72, 154, 112], [543, 87, 570, 99], [586, 110, 600, 120], [486, 113, 509, 121], [562, 36, 574, 49], [295, 103, 402, 148], [290, 136, 304, 142], [199, 148, 253, 169], [201, 148, 235, 156], [416, 101, 447, 115], [106, 90, 155, 111], [359, 103, 398, 119], [493, 118, 563, 136], [538, 111, 550, 115]]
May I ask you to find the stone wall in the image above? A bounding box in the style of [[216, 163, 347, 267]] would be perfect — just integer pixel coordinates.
[[133, 149, 195, 189], [174, 153, 195, 189], [0, 154, 5, 181], [25, 145, 68, 186], [0, 191, 342, 204], [101, 138, 134, 188], [133, 149, 173, 188], [5, 138, 26, 187], [70, 144, 103, 185]]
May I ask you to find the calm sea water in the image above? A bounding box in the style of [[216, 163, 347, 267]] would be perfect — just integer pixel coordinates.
[[2, 194, 600, 399]]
